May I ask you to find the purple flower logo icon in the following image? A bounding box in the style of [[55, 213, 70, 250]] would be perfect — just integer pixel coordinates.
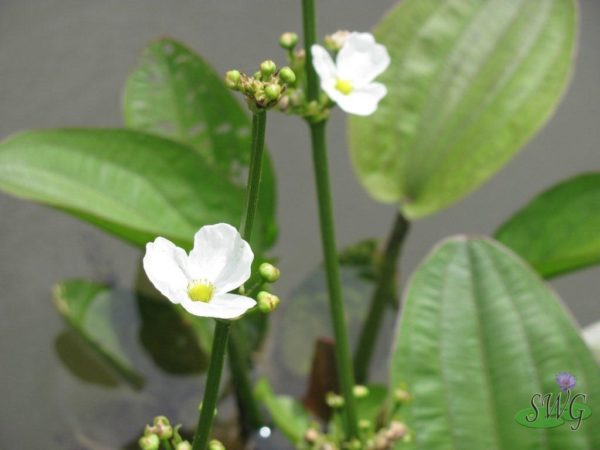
[[556, 372, 576, 392]]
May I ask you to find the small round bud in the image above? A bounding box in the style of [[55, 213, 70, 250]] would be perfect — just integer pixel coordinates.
[[325, 392, 344, 409], [152, 416, 173, 440], [385, 421, 407, 441], [303, 428, 320, 443], [259, 262, 280, 282], [208, 439, 225, 450], [279, 32, 299, 49], [253, 71, 262, 81], [176, 442, 192, 450], [358, 419, 372, 431], [294, 48, 306, 62], [393, 388, 411, 404], [324, 30, 350, 51], [264, 84, 282, 102], [373, 434, 389, 450], [139, 434, 160, 450], [353, 385, 369, 398], [224, 70, 241, 89], [257, 291, 280, 313], [260, 60, 277, 78], [278, 67, 296, 85]]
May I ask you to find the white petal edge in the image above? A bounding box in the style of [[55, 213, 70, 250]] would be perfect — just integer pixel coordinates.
[[336, 32, 390, 87], [187, 224, 253, 292], [180, 293, 256, 320], [143, 237, 190, 304], [335, 82, 387, 116], [311, 45, 337, 85]]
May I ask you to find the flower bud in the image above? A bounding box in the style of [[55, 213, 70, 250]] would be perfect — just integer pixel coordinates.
[[325, 392, 344, 409], [353, 385, 369, 399], [257, 291, 280, 313], [264, 84, 282, 101], [393, 388, 411, 404], [279, 32, 299, 49], [253, 71, 262, 81], [358, 419, 372, 431], [208, 439, 225, 450], [303, 428, 320, 443], [152, 415, 173, 440], [224, 70, 241, 89], [176, 442, 192, 450], [385, 421, 407, 441], [259, 262, 280, 282], [278, 67, 296, 85], [260, 60, 277, 78], [139, 434, 160, 450], [324, 30, 350, 51]]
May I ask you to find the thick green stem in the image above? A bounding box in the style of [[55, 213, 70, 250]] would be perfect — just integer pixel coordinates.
[[192, 320, 231, 450], [191, 110, 267, 449], [240, 110, 267, 241], [302, 0, 358, 439], [228, 109, 267, 433], [353, 212, 410, 383]]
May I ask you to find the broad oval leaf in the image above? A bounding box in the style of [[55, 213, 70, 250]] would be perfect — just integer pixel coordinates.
[[53, 280, 144, 388], [123, 38, 277, 248], [350, 0, 577, 219], [0, 129, 243, 248], [390, 237, 600, 450], [495, 173, 600, 278]]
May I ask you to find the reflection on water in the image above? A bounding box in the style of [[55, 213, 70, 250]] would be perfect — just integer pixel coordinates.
[[49, 244, 396, 449]]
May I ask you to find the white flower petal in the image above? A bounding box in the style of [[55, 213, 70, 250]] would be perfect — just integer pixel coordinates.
[[180, 293, 256, 320], [188, 223, 253, 292], [143, 237, 190, 304], [335, 82, 387, 116], [311, 45, 337, 85], [336, 32, 390, 86]]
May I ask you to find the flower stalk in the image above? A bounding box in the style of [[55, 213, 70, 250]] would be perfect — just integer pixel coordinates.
[[192, 110, 268, 448], [302, 0, 359, 439], [353, 211, 410, 383]]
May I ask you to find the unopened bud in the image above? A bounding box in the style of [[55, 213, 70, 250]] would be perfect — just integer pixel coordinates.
[[279, 67, 296, 85], [264, 84, 282, 101], [304, 428, 320, 443], [393, 388, 411, 404], [260, 60, 277, 78], [139, 434, 160, 450], [224, 70, 241, 89], [325, 392, 344, 409], [353, 385, 369, 398], [176, 443, 192, 450], [259, 262, 280, 282], [373, 434, 389, 450], [385, 421, 407, 441], [279, 32, 299, 49], [358, 419, 372, 431], [257, 291, 280, 313], [294, 48, 306, 62], [152, 416, 173, 440], [208, 439, 225, 450], [324, 30, 350, 51], [253, 71, 262, 81]]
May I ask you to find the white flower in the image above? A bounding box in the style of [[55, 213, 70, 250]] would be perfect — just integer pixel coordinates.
[[311, 32, 390, 116], [143, 223, 256, 320]]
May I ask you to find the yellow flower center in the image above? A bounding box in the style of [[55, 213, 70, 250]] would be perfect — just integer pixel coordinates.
[[335, 79, 354, 95], [187, 280, 215, 303]]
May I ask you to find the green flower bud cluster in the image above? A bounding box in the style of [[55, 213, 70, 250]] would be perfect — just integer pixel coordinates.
[[139, 415, 191, 450], [225, 61, 296, 110]]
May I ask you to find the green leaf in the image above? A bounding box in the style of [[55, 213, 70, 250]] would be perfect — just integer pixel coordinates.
[[495, 173, 600, 278], [123, 37, 277, 248], [0, 129, 243, 248], [254, 378, 312, 444], [350, 0, 577, 219], [390, 237, 600, 449], [53, 280, 143, 388]]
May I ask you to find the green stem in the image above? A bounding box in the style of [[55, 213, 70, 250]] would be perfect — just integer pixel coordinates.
[[302, 0, 358, 438], [192, 320, 231, 450], [227, 109, 267, 433], [240, 110, 267, 241], [161, 440, 174, 450], [191, 110, 267, 449], [353, 212, 410, 384]]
